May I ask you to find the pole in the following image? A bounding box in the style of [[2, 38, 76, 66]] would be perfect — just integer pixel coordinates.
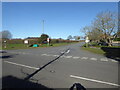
[[42, 20, 44, 34]]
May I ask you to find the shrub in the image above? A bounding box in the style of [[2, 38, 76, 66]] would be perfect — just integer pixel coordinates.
[[113, 38, 120, 41]]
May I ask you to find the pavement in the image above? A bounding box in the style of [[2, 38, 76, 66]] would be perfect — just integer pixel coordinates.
[[1, 42, 120, 89]]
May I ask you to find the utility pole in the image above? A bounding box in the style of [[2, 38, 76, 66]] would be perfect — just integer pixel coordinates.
[[42, 20, 44, 34]]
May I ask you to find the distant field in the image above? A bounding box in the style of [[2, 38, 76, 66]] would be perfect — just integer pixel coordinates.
[[1, 42, 78, 50]]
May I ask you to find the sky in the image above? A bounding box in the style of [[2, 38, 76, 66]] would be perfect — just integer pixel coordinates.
[[2, 2, 118, 39]]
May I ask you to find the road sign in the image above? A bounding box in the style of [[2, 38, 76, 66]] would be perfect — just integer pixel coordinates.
[[85, 39, 90, 43], [85, 36, 89, 43], [4, 41, 7, 43]]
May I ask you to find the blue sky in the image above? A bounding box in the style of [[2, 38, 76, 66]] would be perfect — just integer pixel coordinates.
[[2, 2, 118, 39]]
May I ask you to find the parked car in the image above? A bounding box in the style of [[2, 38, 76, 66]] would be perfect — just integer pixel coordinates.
[[42, 41, 48, 44], [98, 42, 108, 46]]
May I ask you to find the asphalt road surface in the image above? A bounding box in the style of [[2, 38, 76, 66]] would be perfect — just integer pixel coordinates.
[[1, 42, 120, 89]]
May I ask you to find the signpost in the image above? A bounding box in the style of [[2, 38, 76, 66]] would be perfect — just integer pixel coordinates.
[[24, 40, 29, 47], [85, 36, 89, 47], [47, 38, 50, 46]]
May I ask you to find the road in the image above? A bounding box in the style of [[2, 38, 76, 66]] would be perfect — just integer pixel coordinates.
[[1, 42, 120, 89]]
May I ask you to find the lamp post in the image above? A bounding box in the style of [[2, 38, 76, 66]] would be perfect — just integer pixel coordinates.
[[42, 20, 44, 34]]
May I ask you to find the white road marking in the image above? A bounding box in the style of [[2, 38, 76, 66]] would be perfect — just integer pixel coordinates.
[[65, 56, 72, 58], [61, 51, 64, 54], [41, 54, 47, 56], [45, 54, 51, 56], [53, 55, 59, 57], [100, 58, 108, 62], [90, 58, 97, 61], [61, 55, 65, 58], [70, 75, 120, 87], [110, 59, 118, 63], [66, 50, 70, 54], [41, 54, 117, 63], [73, 57, 80, 59], [4, 61, 39, 70], [81, 57, 88, 60]]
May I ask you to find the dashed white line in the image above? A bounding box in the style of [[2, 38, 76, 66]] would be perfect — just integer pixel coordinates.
[[73, 57, 80, 59], [41, 54, 117, 63], [65, 56, 72, 58], [110, 59, 118, 63], [81, 57, 88, 60], [61, 55, 66, 58], [53, 55, 59, 57], [46, 54, 51, 56], [66, 50, 70, 54], [100, 58, 108, 62], [4, 61, 39, 70], [61, 51, 64, 54], [70, 75, 120, 87], [90, 58, 97, 61], [41, 54, 47, 56]]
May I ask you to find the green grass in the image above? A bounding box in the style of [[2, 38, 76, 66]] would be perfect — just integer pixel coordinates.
[[35, 42, 78, 47], [2, 44, 30, 50], [1, 42, 78, 50], [82, 42, 120, 55], [82, 47, 105, 55], [51, 42, 77, 47]]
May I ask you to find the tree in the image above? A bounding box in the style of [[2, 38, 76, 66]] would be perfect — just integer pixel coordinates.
[[38, 34, 49, 44], [93, 11, 117, 45], [73, 36, 80, 41], [81, 26, 92, 36], [77, 36, 80, 40], [0, 30, 12, 39], [87, 27, 103, 41], [67, 35, 73, 40], [81, 11, 117, 45]]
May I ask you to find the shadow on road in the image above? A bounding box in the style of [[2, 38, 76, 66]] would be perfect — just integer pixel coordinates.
[[0, 55, 13, 59], [70, 83, 86, 90], [24, 49, 69, 81], [2, 75, 53, 89], [101, 47, 120, 61], [0, 51, 19, 59]]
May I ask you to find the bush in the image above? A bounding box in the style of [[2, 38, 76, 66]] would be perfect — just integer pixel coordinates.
[[113, 38, 120, 41], [38, 34, 49, 44]]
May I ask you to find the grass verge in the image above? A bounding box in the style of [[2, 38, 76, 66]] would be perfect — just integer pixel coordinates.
[[81, 47, 105, 55], [1, 42, 78, 50]]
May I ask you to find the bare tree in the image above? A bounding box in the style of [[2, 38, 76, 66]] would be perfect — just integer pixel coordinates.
[[81, 11, 118, 45], [0, 30, 12, 39], [67, 35, 73, 40], [93, 11, 118, 45], [88, 27, 103, 41], [81, 26, 92, 36], [73, 36, 80, 41]]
